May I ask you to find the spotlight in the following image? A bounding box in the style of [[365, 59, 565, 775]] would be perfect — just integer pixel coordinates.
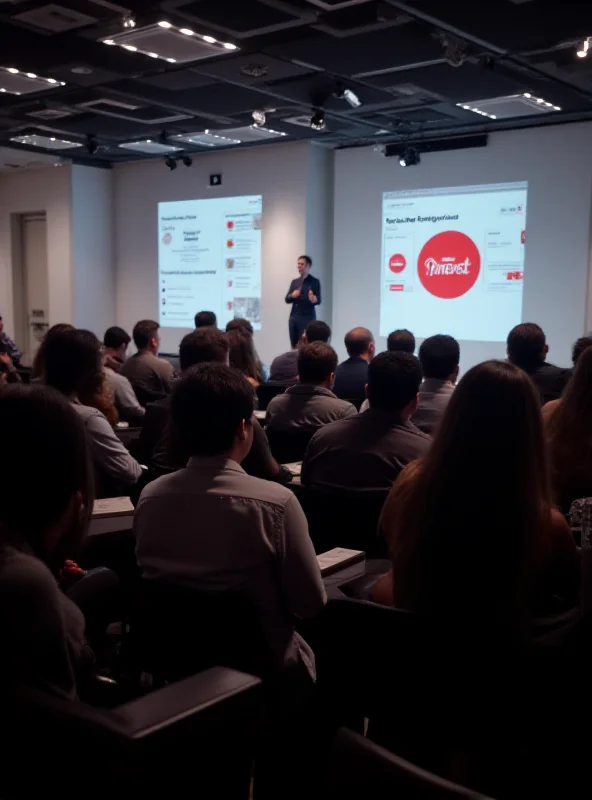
[[577, 37, 591, 58], [399, 147, 420, 167], [122, 14, 136, 29], [165, 154, 177, 170], [252, 109, 266, 126], [86, 134, 99, 155], [335, 85, 361, 108], [181, 154, 193, 167], [310, 109, 325, 131], [442, 36, 467, 68]]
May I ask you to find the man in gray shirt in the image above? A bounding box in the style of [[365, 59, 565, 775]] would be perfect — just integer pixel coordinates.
[[120, 319, 174, 406], [135, 363, 326, 680], [413, 335, 459, 434], [302, 351, 431, 492], [103, 326, 145, 424]]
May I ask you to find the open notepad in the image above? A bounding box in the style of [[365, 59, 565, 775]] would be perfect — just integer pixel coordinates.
[[282, 462, 302, 477], [92, 497, 134, 518], [316, 548, 365, 577]]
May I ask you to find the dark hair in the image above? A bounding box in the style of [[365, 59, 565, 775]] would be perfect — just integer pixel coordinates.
[[344, 327, 374, 358], [305, 320, 331, 343], [386, 361, 552, 635], [0, 385, 93, 562], [226, 318, 253, 335], [133, 319, 159, 350], [572, 336, 592, 366], [104, 326, 131, 350], [227, 328, 263, 384], [367, 351, 422, 412], [298, 255, 312, 267], [32, 323, 75, 380], [194, 310, 217, 329], [179, 328, 229, 371], [507, 323, 546, 370], [298, 342, 337, 384], [419, 335, 460, 380], [45, 329, 102, 397], [170, 363, 254, 458], [387, 329, 415, 354]]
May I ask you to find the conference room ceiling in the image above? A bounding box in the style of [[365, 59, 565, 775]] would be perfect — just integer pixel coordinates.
[[1, 0, 592, 166]]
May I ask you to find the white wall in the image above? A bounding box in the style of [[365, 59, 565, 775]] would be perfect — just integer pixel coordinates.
[[71, 165, 115, 334], [333, 123, 592, 369], [305, 144, 334, 328], [113, 141, 317, 364]]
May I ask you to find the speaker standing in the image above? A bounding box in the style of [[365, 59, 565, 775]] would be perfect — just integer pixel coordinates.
[[285, 255, 321, 347]]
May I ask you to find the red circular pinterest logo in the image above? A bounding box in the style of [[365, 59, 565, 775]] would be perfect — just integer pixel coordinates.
[[418, 231, 480, 299], [162, 232, 172, 245], [388, 253, 406, 274]]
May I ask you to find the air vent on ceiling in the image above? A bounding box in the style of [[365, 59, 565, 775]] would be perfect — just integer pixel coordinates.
[[283, 114, 318, 129], [27, 107, 74, 120], [13, 4, 97, 32], [102, 23, 238, 64], [118, 141, 182, 155], [78, 98, 192, 125], [0, 69, 63, 96], [10, 133, 82, 150]]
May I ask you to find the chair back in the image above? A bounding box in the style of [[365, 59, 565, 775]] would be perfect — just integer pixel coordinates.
[[267, 426, 316, 464], [297, 485, 388, 556], [256, 380, 294, 410]]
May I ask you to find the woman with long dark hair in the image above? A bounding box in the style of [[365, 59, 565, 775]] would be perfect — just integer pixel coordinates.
[[31, 323, 75, 380], [227, 327, 264, 388], [378, 360, 578, 636], [544, 345, 592, 512]]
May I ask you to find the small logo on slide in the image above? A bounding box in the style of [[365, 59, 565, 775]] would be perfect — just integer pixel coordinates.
[[227, 239, 234, 248], [418, 231, 480, 299], [388, 254, 406, 274], [162, 232, 172, 245], [227, 220, 234, 230]]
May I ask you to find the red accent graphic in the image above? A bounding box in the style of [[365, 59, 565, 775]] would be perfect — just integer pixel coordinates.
[[389, 254, 406, 274], [227, 220, 234, 230], [520, 230, 526, 245], [162, 232, 172, 245], [227, 239, 234, 248], [506, 271, 523, 281], [389, 284, 404, 292], [418, 231, 480, 299]]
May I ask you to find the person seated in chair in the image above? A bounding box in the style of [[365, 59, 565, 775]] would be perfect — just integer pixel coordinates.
[[265, 342, 356, 460], [134, 363, 326, 680], [412, 335, 459, 434], [332, 327, 375, 402], [506, 323, 569, 404], [194, 310, 217, 329], [102, 326, 145, 424], [302, 351, 430, 492], [120, 320, 174, 406]]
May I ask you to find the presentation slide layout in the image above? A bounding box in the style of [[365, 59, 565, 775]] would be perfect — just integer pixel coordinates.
[[379, 182, 527, 342], [158, 194, 263, 329]]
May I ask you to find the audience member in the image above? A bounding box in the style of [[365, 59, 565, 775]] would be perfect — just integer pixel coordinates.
[[378, 360, 579, 632], [45, 329, 142, 494], [32, 323, 75, 380], [412, 335, 459, 434], [103, 326, 145, 424], [0, 314, 21, 366], [194, 310, 217, 329], [543, 345, 592, 512], [139, 327, 291, 484], [387, 329, 415, 354], [227, 327, 264, 388], [332, 327, 375, 401], [0, 385, 92, 699], [304, 320, 331, 344], [302, 351, 430, 492], [270, 344, 299, 382], [120, 320, 174, 405], [76, 330, 120, 426], [265, 342, 356, 443], [134, 363, 325, 679], [507, 323, 569, 404], [226, 317, 268, 381], [572, 336, 592, 366], [0, 342, 20, 384]]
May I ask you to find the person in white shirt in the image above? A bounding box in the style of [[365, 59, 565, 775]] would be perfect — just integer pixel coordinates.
[[102, 326, 145, 424], [135, 362, 326, 681]]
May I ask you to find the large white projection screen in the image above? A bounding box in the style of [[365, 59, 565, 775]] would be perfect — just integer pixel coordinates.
[[380, 182, 528, 342], [158, 195, 263, 330]]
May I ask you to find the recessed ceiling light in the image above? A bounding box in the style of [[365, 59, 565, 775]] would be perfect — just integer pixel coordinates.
[[0, 89, 5, 93], [223, 42, 237, 50], [7, 68, 18, 74], [180, 28, 194, 35], [103, 39, 115, 45], [158, 20, 172, 28], [166, 58, 176, 63], [203, 35, 216, 43], [26, 73, 37, 79], [123, 45, 137, 51], [148, 52, 159, 58], [46, 77, 58, 83]]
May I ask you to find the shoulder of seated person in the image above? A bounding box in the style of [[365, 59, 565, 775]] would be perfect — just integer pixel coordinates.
[[0, 548, 59, 597]]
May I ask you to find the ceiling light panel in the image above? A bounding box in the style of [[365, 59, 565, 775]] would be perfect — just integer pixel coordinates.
[[457, 94, 561, 120], [101, 23, 238, 64], [210, 125, 288, 142], [172, 131, 243, 147], [0, 67, 65, 96], [10, 134, 82, 150], [118, 140, 183, 154]]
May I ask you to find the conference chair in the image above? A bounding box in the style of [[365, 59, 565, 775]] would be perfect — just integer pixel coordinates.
[[266, 426, 317, 464], [297, 485, 389, 556], [256, 380, 295, 410], [1, 667, 263, 798]]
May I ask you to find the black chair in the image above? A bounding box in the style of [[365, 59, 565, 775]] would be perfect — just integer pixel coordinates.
[[256, 380, 294, 411], [324, 728, 494, 799], [2, 667, 263, 797], [267, 426, 316, 464], [343, 396, 365, 411], [297, 485, 389, 556]]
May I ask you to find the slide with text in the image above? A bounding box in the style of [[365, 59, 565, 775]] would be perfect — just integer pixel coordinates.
[[379, 182, 528, 342], [158, 194, 263, 330]]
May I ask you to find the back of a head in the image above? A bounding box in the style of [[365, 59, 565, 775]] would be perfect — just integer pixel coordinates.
[[507, 323, 546, 370], [547, 344, 592, 470], [0, 385, 92, 554], [194, 310, 217, 329], [44, 328, 101, 396], [419, 335, 460, 380], [227, 328, 261, 381], [572, 336, 592, 366], [226, 317, 253, 336], [298, 342, 337, 385], [345, 327, 374, 358], [32, 323, 75, 379], [170, 363, 254, 458], [305, 320, 331, 344], [133, 319, 159, 351], [179, 327, 229, 371], [367, 351, 422, 412], [387, 329, 415, 354], [104, 326, 130, 350]]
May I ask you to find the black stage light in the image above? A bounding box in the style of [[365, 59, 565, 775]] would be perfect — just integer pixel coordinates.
[[165, 154, 177, 170], [310, 109, 325, 130], [182, 154, 193, 167], [399, 147, 420, 167]]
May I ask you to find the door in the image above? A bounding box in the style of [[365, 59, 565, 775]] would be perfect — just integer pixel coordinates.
[[16, 214, 49, 365]]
